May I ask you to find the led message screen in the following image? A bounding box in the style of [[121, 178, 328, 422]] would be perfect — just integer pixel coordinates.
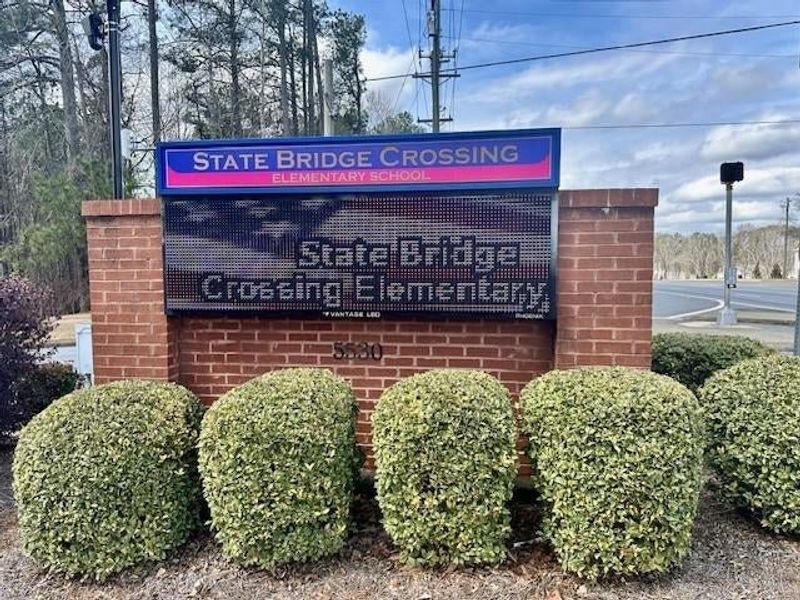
[[163, 191, 555, 319]]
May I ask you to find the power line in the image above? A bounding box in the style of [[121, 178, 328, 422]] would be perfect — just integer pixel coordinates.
[[400, 0, 417, 60], [391, 54, 417, 116], [441, 7, 800, 21], [397, 0, 419, 120], [449, 0, 465, 129], [366, 19, 800, 82], [563, 118, 800, 131], [442, 34, 796, 60]]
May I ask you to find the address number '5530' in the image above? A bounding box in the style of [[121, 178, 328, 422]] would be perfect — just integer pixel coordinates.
[[332, 342, 383, 360]]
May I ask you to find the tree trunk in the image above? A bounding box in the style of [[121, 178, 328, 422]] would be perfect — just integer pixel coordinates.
[[304, 0, 315, 134], [301, 12, 308, 134], [228, 0, 242, 136], [277, 7, 291, 135], [313, 22, 323, 134], [288, 27, 299, 135], [147, 0, 162, 142], [0, 98, 9, 246], [354, 61, 363, 132], [207, 59, 217, 137], [50, 0, 80, 160]]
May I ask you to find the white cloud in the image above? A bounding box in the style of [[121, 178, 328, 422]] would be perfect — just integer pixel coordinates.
[[361, 45, 416, 110], [701, 117, 800, 161], [669, 167, 800, 204], [543, 90, 610, 126], [465, 51, 679, 106]]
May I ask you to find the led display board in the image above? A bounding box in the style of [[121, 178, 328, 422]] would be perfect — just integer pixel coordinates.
[[158, 129, 560, 319]]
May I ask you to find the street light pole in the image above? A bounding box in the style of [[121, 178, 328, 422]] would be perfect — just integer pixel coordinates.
[[108, 0, 124, 199], [792, 192, 800, 355], [718, 162, 744, 327], [795, 240, 800, 355], [718, 182, 737, 325]]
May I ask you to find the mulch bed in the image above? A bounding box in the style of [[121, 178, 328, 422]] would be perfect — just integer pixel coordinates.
[[1, 448, 798, 600]]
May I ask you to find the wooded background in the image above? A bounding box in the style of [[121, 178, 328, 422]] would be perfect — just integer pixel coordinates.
[[0, 1, 795, 316], [655, 225, 798, 280], [0, 0, 422, 314]]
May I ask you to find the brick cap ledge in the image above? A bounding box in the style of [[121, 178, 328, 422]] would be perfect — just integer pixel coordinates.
[[82, 198, 161, 217], [82, 190, 658, 216], [560, 189, 658, 209]]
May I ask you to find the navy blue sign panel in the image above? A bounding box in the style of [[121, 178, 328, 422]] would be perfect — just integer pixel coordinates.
[[156, 128, 561, 195], [163, 191, 555, 319]]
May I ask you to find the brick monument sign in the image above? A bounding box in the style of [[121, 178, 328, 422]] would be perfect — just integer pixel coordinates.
[[82, 129, 656, 471]]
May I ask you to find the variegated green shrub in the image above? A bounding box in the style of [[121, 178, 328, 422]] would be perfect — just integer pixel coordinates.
[[372, 370, 517, 566], [198, 368, 357, 568], [521, 367, 704, 580], [652, 332, 772, 391], [699, 355, 800, 533], [12, 380, 203, 580]]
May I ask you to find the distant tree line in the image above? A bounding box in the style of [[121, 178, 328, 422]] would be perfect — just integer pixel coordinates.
[[655, 224, 798, 280], [1, 0, 420, 315]]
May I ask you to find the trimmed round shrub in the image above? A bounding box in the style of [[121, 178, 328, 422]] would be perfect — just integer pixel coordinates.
[[521, 367, 705, 579], [198, 368, 357, 568], [372, 370, 517, 566], [12, 380, 203, 580], [699, 355, 800, 533], [652, 332, 772, 391]]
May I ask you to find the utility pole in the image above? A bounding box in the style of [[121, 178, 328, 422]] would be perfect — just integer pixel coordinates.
[[108, 0, 124, 199], [415, 0, 458, 132], [430, 0, 441, 132]]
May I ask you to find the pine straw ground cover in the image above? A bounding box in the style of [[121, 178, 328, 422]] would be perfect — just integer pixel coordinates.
[[1, 448, 799, 600]]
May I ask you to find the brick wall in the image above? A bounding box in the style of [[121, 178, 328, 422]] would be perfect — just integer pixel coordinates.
[[83, 199, 177, 382], [83, 189, 657, 471], [555, 190, 655, 369]]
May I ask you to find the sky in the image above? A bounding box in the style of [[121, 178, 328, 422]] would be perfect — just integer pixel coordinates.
[[332, 0, 800, 233]]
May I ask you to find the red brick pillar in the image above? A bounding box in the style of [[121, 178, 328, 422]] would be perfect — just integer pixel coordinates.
[[555, 189, 657, 369], [82, 199, 178, 383]]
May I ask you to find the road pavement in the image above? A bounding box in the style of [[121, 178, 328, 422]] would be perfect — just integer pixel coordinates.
[[654, 280, 797, 320], [653, 279, 798, 352]]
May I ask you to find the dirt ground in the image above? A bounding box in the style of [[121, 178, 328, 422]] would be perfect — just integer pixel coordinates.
[[1, 447, 799, 600]]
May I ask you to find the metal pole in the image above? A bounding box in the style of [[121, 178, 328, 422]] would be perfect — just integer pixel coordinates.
[[793, 193, 800, 355], [718, 182, 737, 325], [795, 239, 800, 355], [108, 0, 124, 199], [322, 58, 334, 136], [430, 0, 441, 132], [784, 198, 791, 278]]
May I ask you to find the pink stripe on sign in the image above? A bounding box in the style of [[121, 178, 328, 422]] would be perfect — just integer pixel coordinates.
[[166, 159, 551, 188]]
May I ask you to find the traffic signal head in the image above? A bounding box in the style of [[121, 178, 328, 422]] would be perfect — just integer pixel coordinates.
[[720, 162, 744, 184], [83, 12, 105, 51]]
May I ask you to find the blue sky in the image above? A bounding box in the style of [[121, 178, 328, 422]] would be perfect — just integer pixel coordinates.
[[333, 0, 800, 233]]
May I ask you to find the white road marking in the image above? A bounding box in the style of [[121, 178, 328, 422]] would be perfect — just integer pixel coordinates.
[[657, 290, 724, 321], [657, 286, 795, 314]]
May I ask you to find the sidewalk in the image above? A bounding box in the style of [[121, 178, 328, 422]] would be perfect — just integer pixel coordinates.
[[655, 310, 795, 353]]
